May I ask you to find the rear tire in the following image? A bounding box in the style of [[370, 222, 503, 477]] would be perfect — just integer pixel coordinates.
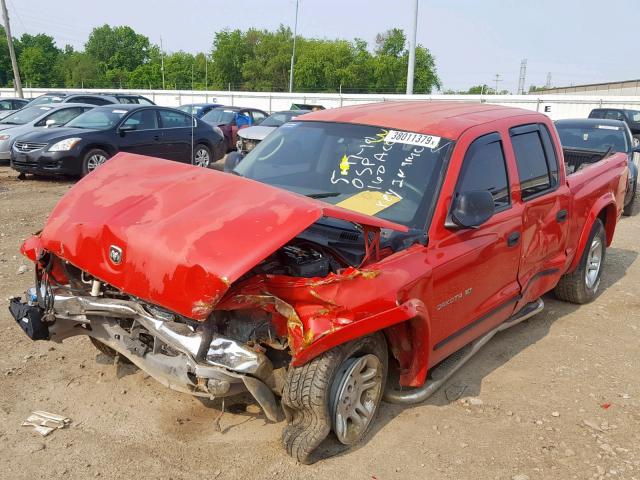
[[82, 148, 109, 177], [623, 182, 637, 216], [554, 219, 606, 304], [281, 333, 387, 464], [192, 143, 211, 168]]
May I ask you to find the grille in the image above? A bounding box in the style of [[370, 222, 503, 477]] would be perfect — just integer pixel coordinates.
[[14, 141, 48, 153]]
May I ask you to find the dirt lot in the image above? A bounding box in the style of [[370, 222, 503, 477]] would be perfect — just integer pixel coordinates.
[[0, 164, 639, 480]]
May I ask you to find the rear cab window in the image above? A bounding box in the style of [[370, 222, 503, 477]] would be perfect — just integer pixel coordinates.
[[510, 124, 559, 200]]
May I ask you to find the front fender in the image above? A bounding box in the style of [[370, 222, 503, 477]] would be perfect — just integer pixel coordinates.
[[291, 298, 432, 388]]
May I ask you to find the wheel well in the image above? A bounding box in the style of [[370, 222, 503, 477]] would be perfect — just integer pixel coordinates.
[[598, 203, 617, 246], [81, 144, 117, 158]]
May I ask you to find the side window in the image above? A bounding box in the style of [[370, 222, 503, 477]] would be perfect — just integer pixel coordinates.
[[510, 124, 556, 200], [0, 100, 12, 110], [251, 110, 267, 125], [122, 109, 159, 130], [457, 133, 510, 209], [159, 110, 193, 128], [74, 96, 111, 106], [538, 124, 559, 186], [36, 107, 84, 127], [590, 109, 605, 119]]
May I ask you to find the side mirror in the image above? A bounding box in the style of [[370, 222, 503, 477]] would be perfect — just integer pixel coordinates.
[[118, 124, 136, 134], [45, 119, 57, 128], [448, 190, 495, 229]]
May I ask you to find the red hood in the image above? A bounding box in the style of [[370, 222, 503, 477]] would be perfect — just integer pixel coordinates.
[[40, 153, 407, 320]]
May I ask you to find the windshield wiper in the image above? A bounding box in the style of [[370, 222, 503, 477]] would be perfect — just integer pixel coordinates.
[[306, 192, 341, 199]]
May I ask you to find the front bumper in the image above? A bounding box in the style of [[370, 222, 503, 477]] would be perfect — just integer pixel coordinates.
[[9, 293, 282, 421], [10, 148, 80, 175]]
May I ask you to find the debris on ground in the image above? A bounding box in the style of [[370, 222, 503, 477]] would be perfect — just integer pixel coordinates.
[[22, 411, 71, 436]]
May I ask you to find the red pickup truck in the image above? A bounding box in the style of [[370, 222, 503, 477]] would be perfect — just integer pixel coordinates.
[[10, 102, 629, 463]]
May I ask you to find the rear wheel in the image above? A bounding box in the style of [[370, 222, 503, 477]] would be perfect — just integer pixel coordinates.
[[192, 144, 211, 168], [281, 333, 387, 464], [623, 181, 637, 216], [554, 219, 606, 304], [82, 148, 109, 176]]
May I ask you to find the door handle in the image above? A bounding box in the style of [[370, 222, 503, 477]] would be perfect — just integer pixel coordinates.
[[153, 135, 161, 141], [556, 209, 568, 223], [507, 231, 521, 247]]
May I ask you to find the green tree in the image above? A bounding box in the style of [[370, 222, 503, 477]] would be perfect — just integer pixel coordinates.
[[242, 26, 293, 91], [0, 25, 13, 86], [85, 25, 150, 75], [16, 33, 60, 87], [210, 29, 253, 89]]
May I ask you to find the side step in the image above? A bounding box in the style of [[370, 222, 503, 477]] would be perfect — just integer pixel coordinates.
[[384, 298, 544, 405]]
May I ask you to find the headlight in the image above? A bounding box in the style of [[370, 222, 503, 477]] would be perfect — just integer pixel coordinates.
[[48, 137, 81, 152], [0, 134, 10, 141]]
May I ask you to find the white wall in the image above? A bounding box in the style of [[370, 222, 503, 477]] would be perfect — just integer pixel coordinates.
[[3, 87, 640, 121]]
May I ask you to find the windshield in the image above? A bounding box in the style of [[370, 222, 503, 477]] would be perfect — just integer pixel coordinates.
[[0, 106, 53, 125], [235, 121, 453, 228], [66, 108, 128, 129], [29, 95, 64, 106], [202, 108, 236, 124], [261, 111, 305, 127], [625, 110, 640, 123], [557, 124, 629, 153]]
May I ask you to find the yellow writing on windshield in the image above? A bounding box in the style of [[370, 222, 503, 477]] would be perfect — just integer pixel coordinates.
[[339, 154, 351, 175], [336, 190, 401, 216]]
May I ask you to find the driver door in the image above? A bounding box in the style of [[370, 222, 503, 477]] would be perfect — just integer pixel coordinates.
[[428, 131, 523, 360]]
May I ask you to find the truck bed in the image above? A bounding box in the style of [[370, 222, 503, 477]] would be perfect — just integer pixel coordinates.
[[563, 147, 612, 175]]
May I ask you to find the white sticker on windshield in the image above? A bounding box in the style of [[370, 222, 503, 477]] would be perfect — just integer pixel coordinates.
[[384, 130, 440, 149], [112, 109, 127, 114]]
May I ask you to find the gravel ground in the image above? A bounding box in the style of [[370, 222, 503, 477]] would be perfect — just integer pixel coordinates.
[[0, 164, 639, 480]]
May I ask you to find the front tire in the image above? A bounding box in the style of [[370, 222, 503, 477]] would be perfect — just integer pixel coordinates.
[[554, 219, 606, 304], [281, 333, 387, 464], [82, 148, 109, 177]]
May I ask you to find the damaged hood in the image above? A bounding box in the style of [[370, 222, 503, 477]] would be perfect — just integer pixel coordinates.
[[39, 153, 407, 320]]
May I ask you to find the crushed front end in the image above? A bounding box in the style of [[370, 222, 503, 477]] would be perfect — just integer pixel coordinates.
[[9, 249, 284, 421]]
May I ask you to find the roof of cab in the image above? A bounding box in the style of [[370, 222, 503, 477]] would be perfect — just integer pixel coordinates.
[[296, 101, 542, 139]]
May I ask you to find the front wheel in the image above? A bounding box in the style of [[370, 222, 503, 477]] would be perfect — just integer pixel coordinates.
[[554, 218, 606, 304], [281, 333, 387, 464], [192, 144, 211, 168], [82, 148, 110, 176]]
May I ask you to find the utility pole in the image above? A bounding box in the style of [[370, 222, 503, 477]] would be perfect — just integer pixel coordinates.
[[406, 0, 419, 94], [160, 37, 166, 90], [545, 72, 552, 89], [493, 74, 502, 94], [205, 55, 208, 91], [517, 58, 527, 95], [1, 0, 22, 98], [288, 0, 299, 93]]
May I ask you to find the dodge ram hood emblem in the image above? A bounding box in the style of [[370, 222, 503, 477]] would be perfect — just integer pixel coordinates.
[[109, 245, 123, 265]]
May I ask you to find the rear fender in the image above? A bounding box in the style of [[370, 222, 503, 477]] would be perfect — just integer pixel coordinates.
[[568, 194, 617, 273]]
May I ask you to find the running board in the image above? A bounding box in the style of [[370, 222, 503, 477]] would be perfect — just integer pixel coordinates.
[[383, 298, 544, 405]]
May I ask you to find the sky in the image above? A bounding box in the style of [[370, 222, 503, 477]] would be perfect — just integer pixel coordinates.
[[5, 0, 639, 92]]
